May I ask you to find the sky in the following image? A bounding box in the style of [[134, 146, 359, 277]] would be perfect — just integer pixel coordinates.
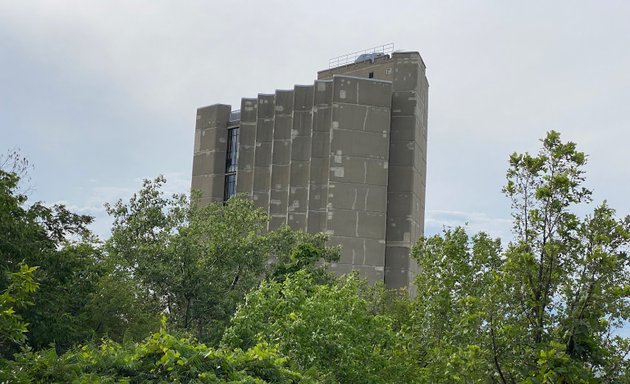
[[1, 1, 629, 241]]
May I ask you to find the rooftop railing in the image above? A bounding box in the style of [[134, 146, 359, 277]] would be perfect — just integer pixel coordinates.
[[328, 43, 394, 69]]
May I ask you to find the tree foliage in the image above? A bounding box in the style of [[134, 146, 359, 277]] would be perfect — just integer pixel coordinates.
[[0, 166, 339, 381], [411, 229, 502, 382], [0, 167, 112, 353], [0, 264, 38, 359], [1, 163, 160, 356], [223, 271, 417, 383], [3, 320, 311, 383], [105, 177, 340, 343], [1, 132, 628, 382], [411, 131, 630, 382], [105, 178, 267, 342]]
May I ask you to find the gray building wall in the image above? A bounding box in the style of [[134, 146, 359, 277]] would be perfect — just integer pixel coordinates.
[[386, 52, 429, 291], [325, 76, 392, 282], [252, 94, 275, 213], [191, 51, 428, 290], [320, 52, 429, 289], [236, 98, 257, 197], [287, 85, 314, 231], [307, 80, 333, 234], [192, 104, 231, 205], [269, 90, 294, 230]]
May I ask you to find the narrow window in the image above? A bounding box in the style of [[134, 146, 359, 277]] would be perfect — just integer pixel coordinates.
[[224, 127, 239, 201], [225, 128, 239, 173], [368, 72, 374, 78]]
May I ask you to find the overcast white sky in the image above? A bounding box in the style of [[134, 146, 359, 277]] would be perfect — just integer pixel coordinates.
[[1, 1, 629, 241]]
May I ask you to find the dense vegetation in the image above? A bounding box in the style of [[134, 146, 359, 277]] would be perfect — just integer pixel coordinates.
[[1, 132, 628, 383]]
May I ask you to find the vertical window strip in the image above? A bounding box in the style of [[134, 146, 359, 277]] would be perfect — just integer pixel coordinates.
[[224, 127, 239, 201]]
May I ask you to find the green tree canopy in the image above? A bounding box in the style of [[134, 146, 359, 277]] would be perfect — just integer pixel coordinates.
[[105, 177, 340, 344], [3, 321, 312, 383], [411, 131, 630, 382], [1, 163, 160, 355], [0, 264, 38, 359], [223, 270, 417, 383], [2, 132, 628, 383]]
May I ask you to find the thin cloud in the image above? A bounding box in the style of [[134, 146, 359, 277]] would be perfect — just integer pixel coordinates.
[[425, 210, 513, 240]]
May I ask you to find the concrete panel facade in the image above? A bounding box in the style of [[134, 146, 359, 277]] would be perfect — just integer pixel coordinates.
[[236, 98, 257, 196], [252, 94, 275, 214], [385, 52, 429, 291], [191, 51, 428, 293], [191, 104, 231, 205], [307, 80, 333, 234], [287, 85, 314, 230], [269, 90, 294, 230], [326, 76, 392, 281]]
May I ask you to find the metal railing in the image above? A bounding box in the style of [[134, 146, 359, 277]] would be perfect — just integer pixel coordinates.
[[328, 43, 395, 69]]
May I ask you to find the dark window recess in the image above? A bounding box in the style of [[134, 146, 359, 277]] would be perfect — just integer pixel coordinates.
[[224, 127, 239, 201], [368, 72, 374, 78], [224, 174, 236, 201], [225, 128, 239, 173]]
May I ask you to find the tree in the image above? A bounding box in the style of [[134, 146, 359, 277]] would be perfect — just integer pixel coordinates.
[[501, 131, 630, 381], [22, 241, 161, 351], [411, 131, 630, 382], [223, 270, 417, 383], [3, 320, 312, 383], [0, 264, 38, 360], [265, 226, 340, 284], [105, 177, 269, 342], [411, 229, 502, 383], [105, 176, 339, 344], [83, 266, 161, 344], [0, 167, 101, 351], [1, 165, 158, 354]]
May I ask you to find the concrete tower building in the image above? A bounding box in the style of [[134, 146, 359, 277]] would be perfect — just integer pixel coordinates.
[[191, 48, 428, 289]]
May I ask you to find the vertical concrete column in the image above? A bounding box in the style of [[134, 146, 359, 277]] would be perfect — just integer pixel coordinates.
[[269, 90, 294, 230], [326, 76, 392, 283], [287, 85, 314, 230], [307, 80, 333, 233], [191, 104, 231, 205], [236, 98, 258, 196], [410, 60, 429, 295], [385, 52, 429, 291], [252, 94, 275, 214]]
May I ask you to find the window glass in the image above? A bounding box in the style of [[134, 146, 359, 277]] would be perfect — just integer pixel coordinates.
[[225, 128, 239, 173], [224, 127, 239, 201]]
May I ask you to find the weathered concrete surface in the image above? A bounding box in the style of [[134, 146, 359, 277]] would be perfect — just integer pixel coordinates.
[[307, 80, 333, 234], [269, 90, 294, 230], [191, 104, 231, 205], [252, 94, 275, 217], [287, 85, 313, 230], [326, 75, 392, 282], [384, 52, 429, 292], [192, 51, 429, 292], [236, 98, 258, 196]]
